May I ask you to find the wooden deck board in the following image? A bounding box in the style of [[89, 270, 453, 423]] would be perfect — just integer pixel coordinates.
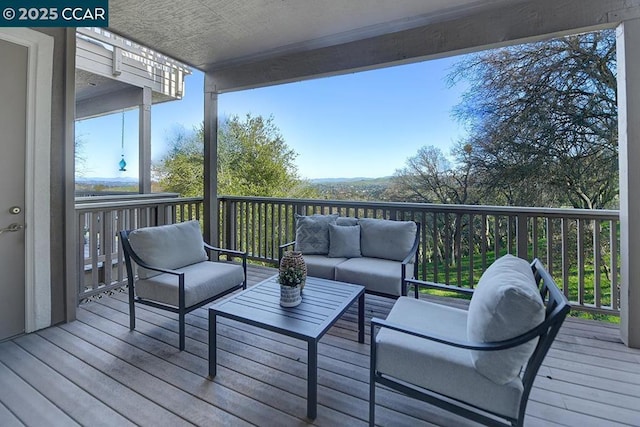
[[0, 341, 135, 427], [2, 265, 640, 426]]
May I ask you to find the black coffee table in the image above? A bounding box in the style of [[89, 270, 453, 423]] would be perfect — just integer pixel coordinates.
[[208, 275, 365, 419]]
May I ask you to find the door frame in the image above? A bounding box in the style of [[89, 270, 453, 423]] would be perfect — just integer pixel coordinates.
[[0, 28, 53, 333]]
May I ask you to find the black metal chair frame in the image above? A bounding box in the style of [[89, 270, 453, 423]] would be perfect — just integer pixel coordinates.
[[278, 220, 420, 298], [119, 229, 247, 351], [369, 258, 571, 427]]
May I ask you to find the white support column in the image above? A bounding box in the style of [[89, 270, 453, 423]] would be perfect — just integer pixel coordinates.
[[617, 18, 640, 348], [203, 75, 218, 246], [138, 86, 152, 193]]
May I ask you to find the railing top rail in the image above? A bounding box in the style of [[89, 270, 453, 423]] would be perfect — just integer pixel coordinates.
[[75, 193, 181, 203], [217, 196, 619, 219], [75, 196, 203, 212]]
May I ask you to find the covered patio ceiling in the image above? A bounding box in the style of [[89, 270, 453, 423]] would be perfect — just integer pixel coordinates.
[[108, 0, 522, 69], [106, 0, 632, 92]]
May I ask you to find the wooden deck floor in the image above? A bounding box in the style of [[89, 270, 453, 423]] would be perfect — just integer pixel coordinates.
[[1, 265, 640, 426]]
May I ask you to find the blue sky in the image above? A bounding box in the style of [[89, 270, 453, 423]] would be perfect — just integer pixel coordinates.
[[76, 55, 468, 180]]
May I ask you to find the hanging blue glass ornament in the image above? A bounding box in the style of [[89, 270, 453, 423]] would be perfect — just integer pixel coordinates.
[[118, 110, 127, 172], [119, 155, 127, 171]]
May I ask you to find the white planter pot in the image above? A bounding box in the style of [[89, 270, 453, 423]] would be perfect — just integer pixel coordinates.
[[280, 284, 302, 307]]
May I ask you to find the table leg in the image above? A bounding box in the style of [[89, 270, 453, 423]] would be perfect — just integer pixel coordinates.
[[208, 311, 217, 379], [307, 339, 318, 419], [358, 292, 365, 343]]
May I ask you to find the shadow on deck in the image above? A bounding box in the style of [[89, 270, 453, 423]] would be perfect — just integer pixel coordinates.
[[1, 265, 639, 426]]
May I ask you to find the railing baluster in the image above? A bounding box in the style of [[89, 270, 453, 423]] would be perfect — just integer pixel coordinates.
[[594, 220, 602, 309], [493, 215, 500, 262], [577, 219, 585, 305], [90, 212, 100, 291], [456, 213, 462, 286], [432, 212, 438, 283], [532, 216, 538, 260], [611, 219, 619, 311], [480, 214, 487, 272], [468, 214, 474, 288], [103, 210, 114, 288], [561, 218, 570, 299], [546, 218, 553, 276]]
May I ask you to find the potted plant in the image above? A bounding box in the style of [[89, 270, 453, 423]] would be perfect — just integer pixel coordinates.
[[278, 265, 304, 307]]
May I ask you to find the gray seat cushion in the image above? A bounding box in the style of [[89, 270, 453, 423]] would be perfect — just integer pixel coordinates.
[[135, 261, 244, 307], [303, 254, 347, 279], [334, 257, 412, 296], [376, 297, 524, 419]]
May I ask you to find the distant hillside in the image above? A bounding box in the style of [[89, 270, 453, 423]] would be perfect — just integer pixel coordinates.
[[77, 177, 138, 185], [75, 177, 139, 194], [309, 176, 393, 201]]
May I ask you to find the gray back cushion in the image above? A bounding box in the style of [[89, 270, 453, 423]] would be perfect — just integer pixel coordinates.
[[358, 218, 417, 261], [127, 220, 207, 279], [328, 224, 361, 258], [467, 254, 545, 384], [336, 216, 358, 226], [294, 214, 338, 255]]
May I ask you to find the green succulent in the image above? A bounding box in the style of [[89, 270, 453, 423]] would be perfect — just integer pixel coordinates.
[[278, 266, 305, 287]]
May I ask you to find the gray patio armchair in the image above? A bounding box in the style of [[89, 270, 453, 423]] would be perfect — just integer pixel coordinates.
[[119, 220, 247, 350], [369, 255, 570, 427]]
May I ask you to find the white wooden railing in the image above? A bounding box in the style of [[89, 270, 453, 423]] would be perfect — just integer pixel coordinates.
[[218, 196, 620, 315], [75, 195, 203, 302], [75, 195, 620, 314]]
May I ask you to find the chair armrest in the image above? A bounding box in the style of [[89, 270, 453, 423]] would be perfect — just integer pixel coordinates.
[[204, 242, 247, 260], [371, 316, 547, 352], [406, 278, 475, 296], [138, 264, 184, 276], [401, 226, 421, 265]]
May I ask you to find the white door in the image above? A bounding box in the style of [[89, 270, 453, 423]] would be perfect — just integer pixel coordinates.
[[0, 38, 28, 340]]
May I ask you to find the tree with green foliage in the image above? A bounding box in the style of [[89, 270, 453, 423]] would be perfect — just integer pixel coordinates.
[[154, 126, 204, 197], [154, 114, 316, 198], [448, 30, 617, 209], [218, 114, 309, 197]]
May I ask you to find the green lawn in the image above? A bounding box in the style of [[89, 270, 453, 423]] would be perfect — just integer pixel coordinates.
[[418, 248, 619, 324]]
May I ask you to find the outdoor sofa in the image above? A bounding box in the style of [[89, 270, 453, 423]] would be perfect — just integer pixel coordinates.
[[279, 214, 420, 298]]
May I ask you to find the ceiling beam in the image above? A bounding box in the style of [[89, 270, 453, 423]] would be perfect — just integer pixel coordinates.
[[206, 0, 640, 93], [76, 86, 142, 120]]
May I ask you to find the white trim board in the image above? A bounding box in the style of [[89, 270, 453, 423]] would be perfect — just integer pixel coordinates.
[[0, 28, 53, 332]]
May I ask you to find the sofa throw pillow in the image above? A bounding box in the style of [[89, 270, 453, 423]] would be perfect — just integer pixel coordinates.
[[358, 218, 417, 261], [128, 220, 208, 279], [328, 224, 361, 258], [336, 216, 358, 226], [294, 214, 338, 255], [467, 254, 545, 385]]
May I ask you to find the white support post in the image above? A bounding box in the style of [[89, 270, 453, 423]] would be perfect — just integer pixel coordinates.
[[138, 86, 152, 193], [617, 19, 640, 348], [112, 46, 122, 76], [203, 75, 219, 246]]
